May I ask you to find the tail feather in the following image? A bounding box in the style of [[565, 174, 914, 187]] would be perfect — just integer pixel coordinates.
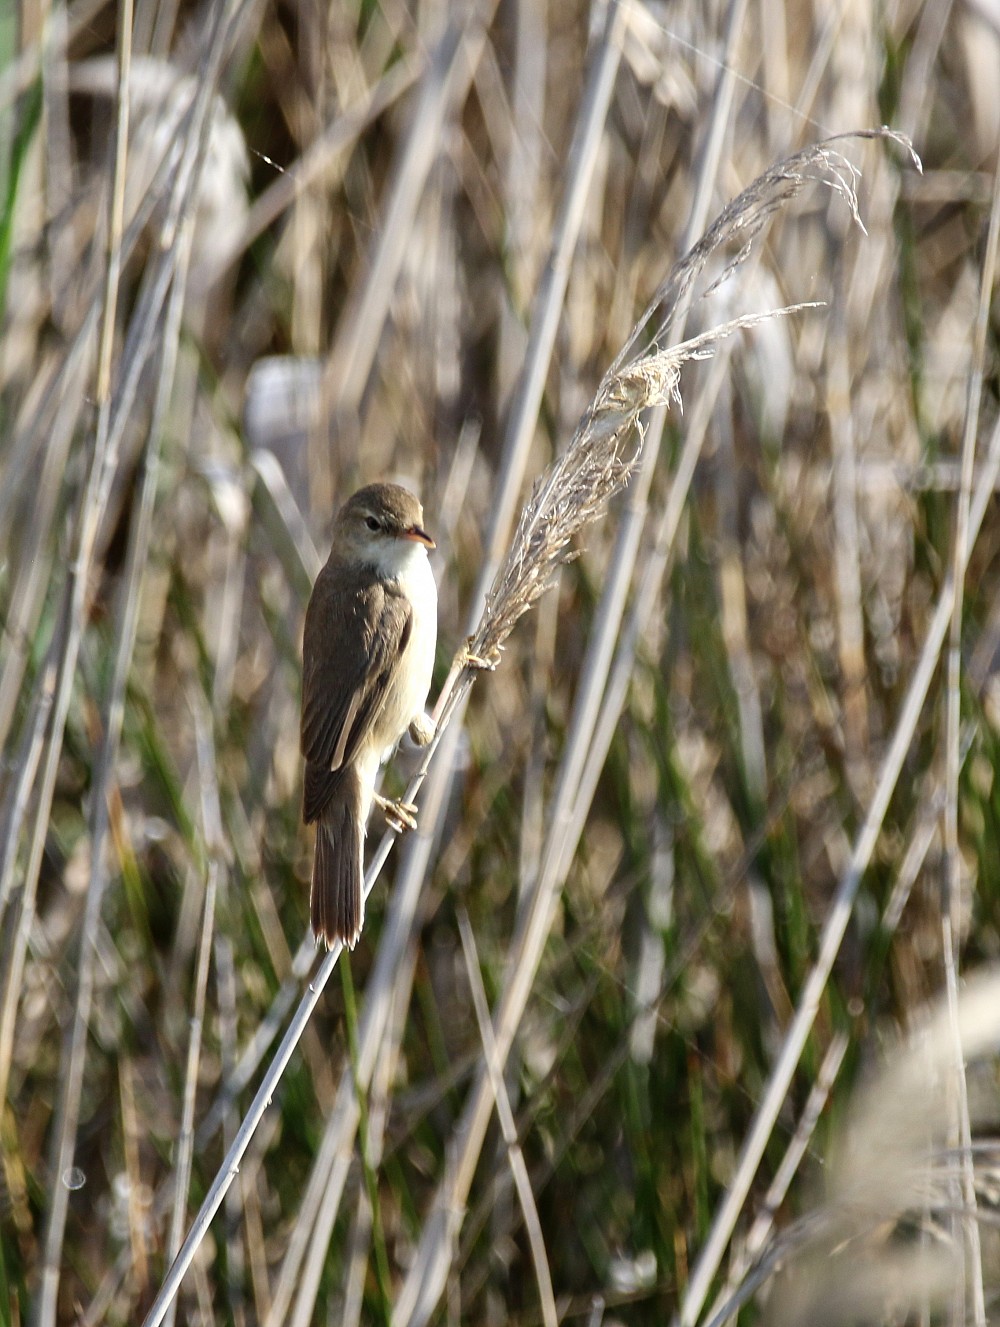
[[311, 769, 364, 948]]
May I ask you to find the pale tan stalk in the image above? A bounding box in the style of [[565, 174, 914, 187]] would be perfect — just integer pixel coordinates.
[[3, 0, 135, 1232], [938, 145, 1000, 1327], [321, 7, 497, 425], [457, 911, 558, 1327], [678, 411, 1000, 1327], [32, 202, 196, 1327], [267, 6, 627, 1316], [162, 692, 224, 1327]]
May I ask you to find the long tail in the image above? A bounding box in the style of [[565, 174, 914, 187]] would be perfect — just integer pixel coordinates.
[[311, 766, 365, 948]]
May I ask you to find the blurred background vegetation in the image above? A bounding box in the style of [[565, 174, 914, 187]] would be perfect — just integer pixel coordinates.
[[1, 0, 1000, 1324]]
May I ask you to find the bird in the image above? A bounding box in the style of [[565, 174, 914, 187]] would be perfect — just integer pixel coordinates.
[[300, 482, 438, 948]]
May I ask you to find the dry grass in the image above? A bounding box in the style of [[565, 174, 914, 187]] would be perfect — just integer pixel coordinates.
[[2, 3, 1000, 1326]]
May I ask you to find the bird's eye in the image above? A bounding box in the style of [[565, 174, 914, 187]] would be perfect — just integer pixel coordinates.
[[365, 515, 380, 532]]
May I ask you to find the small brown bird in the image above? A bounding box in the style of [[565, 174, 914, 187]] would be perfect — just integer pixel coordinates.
[[300, 483, 438, 948]]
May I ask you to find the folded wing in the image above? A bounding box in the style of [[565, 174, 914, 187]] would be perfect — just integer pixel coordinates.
[[300, 566, 412, 823]]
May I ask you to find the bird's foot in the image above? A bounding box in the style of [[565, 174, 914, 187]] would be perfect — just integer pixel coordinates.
[[374, 792, 419, 833], [408, 712, 436, 746], [460, 637, 500, 672]]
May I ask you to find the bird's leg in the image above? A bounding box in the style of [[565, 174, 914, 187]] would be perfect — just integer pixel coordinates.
[[374, 791, 419, 833], [408, 712, 436, 746], [458, 637, 500, 672]]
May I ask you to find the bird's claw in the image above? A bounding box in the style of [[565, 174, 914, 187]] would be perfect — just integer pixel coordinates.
[[461, 638, 500, 672], [374, 793, 419, 833]]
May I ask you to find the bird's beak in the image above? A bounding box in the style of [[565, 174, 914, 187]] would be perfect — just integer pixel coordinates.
[[403, 525, 435, 549]]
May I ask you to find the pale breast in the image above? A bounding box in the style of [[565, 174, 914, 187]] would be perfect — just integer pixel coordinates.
[[371, 547, 438, 762]]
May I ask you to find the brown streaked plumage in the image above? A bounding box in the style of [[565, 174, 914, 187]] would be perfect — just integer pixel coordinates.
[[301, 483, 437, 948]]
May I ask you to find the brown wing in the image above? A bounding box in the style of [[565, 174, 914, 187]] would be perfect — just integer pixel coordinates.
[[300, 562, 412, 823]]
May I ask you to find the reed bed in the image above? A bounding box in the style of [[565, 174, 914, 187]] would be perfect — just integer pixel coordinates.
[[1, 3, 1000, 1326]]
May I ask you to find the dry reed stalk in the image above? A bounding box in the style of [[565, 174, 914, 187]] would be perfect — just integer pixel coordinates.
[[321, 6, 497, 426], [937, 140, 1000, 1327], [828, 304, 869, 797], [140, 110, 869, 1327], [223, 58, 422, 272], [498, 17, 762, 1168], [32, 201, 197, 1327], [134, 4, 535, 1313], [334, 970, 409, 1327], [185, 126, 908, 1327], [678, 410, 1000, 1327], [274, 7, 642, 1308], [766, 970, 1000, 1327], [498, 125, 928, 1327], [0, 0, 241, 1122], [213, 935, 247, 1317], [0, 0, 106, 110], [20, 1, 137, 1317], [390, 132, 911, 1327], [3, 7, 250, 1324], [715, 373, 768, 805], [709, 758, 954, 1309], [264, 9, 628, 1317], [496, 0, 547, 408], [457, 910, 558, 1327], [470, 308, 814, 677], [0, 0, 136, 1147], [7, 2, 976, 1316], [703, 1030, 850, 1327], [699, 970, 1000, 1327], [161, 690, 223, 1327]]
